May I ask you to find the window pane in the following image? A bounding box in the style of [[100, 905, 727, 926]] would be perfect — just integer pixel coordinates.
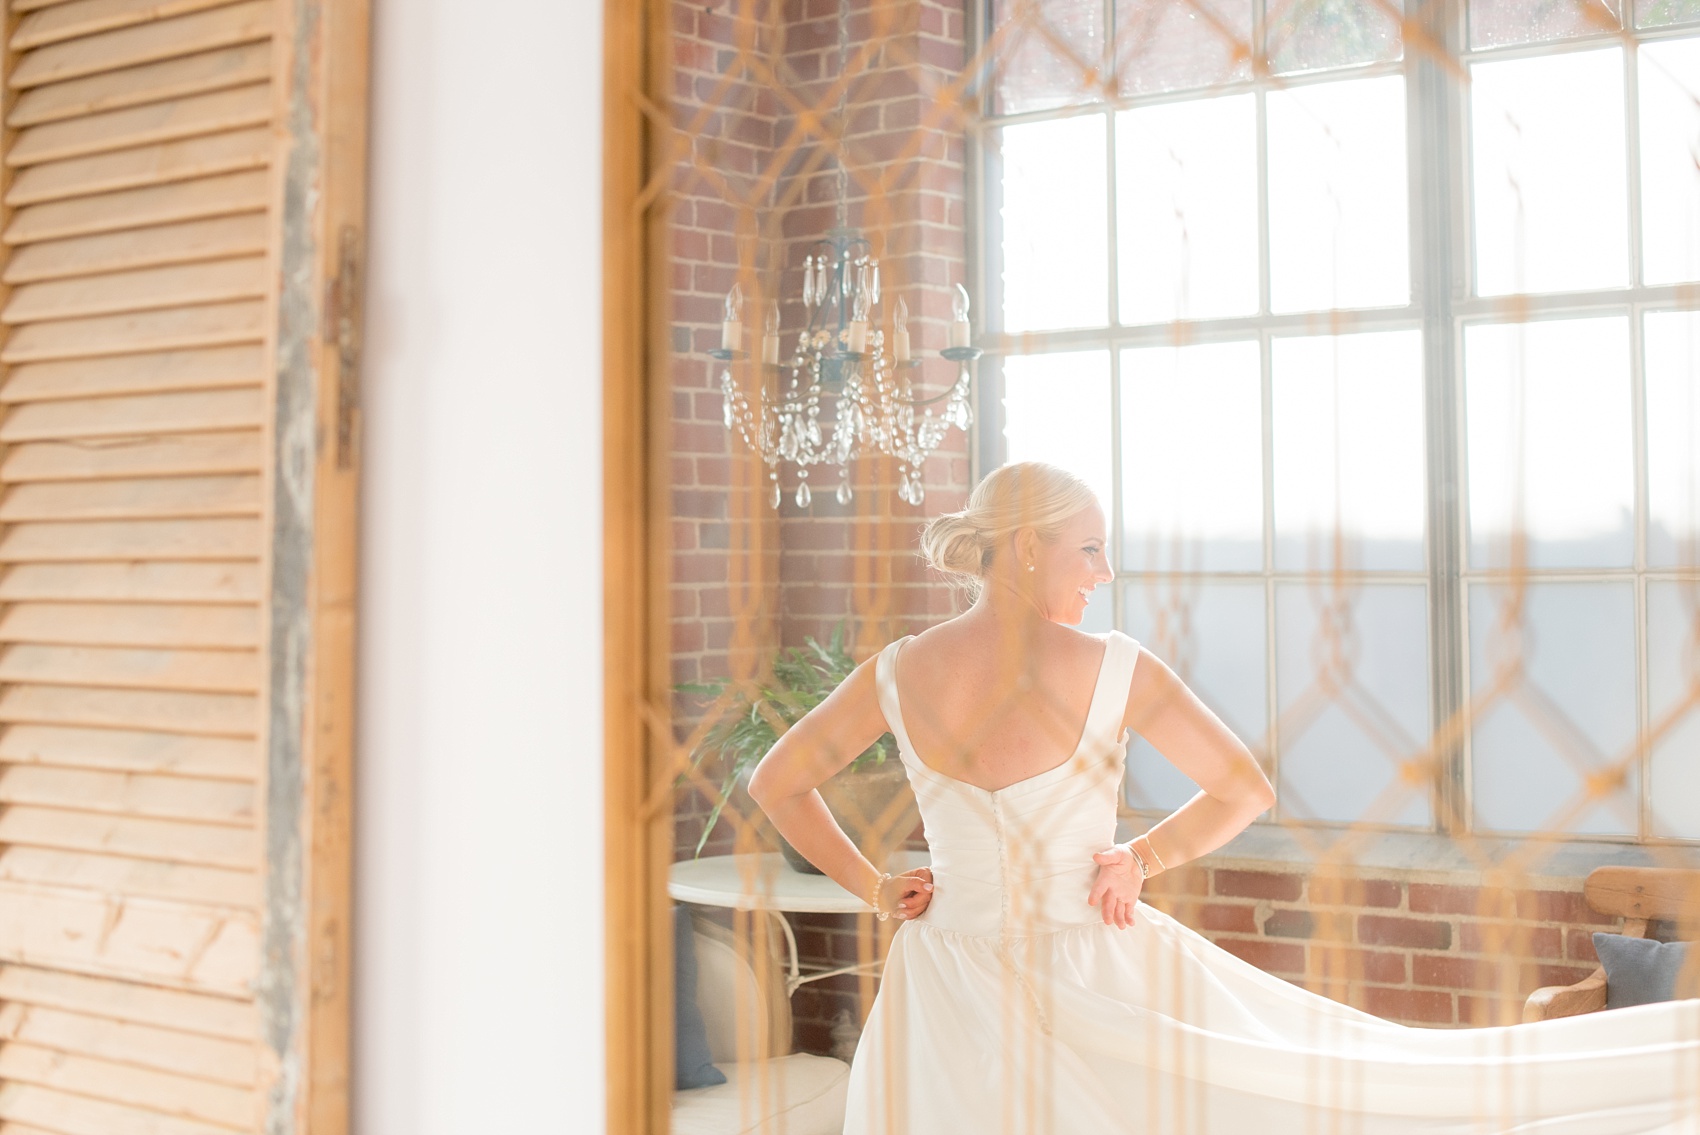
[[1002, 350, 1115, 513], [1272, 330, 1426, 572], [1267, 0, 1403, 75], [1267, 76, 1410, 313], [1115, 94, 1258, 325], [1114, 0, 1253, 97], [992, 0, 1105, 114], [1639, 38, 1700, 285], [1470, 49, 1629, 296], [1124, 580, 1268, 810], [1647, 582, 1700, 838], [1120, 341, 1264, 572], [998, 116, 1110, 333], [1646, 310, 1700, 567], [1275, 584, 1431, 827], [1468, 582, 1638, 836], [1464, 318, 1633, 569], [1639, 0, 1700, 27], [1469, 0, 1620, 47]]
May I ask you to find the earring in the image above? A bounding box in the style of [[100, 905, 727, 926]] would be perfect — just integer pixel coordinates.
[[1026, 563, 1036, 572]]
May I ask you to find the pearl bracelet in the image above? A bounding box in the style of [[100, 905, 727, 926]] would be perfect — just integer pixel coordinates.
[[871, 871, 895, 921]]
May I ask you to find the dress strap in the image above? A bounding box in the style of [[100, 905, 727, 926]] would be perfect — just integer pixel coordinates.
[[873, 636, 920, 763], [1080, 630, 1140, 755]]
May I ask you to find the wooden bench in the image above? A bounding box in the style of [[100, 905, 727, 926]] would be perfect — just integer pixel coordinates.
[[1523, 866, 1700, 1022]]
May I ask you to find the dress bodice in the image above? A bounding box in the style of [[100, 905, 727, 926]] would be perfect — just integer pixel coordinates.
[[873, 630, 1141, 938]]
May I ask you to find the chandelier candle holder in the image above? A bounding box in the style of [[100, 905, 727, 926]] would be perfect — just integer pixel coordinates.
[[712, 228, 981, 509]]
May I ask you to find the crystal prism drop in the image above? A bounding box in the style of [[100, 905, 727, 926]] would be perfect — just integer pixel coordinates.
[[723, 398, 735, 430], [911, 481, 926, 505], [769, 478, 782, 510], [836, 478, 853, 506], [796, 481, 812, 508]]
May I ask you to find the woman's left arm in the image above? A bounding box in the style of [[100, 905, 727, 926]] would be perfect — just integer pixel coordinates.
[[1089, 646, 1275, 928], [1122, 646, 1275, 870]]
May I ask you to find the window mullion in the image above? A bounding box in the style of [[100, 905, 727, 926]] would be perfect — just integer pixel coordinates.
[[1411, 0, 1469, 835]]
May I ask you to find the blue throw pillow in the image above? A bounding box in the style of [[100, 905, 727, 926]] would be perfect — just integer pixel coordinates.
[[1592, 932, 1697, 1010], [675, 906, 727, 1089]]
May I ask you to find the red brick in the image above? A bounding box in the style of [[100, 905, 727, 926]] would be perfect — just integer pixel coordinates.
[[1215, 869, 1303, 901], [1412, 954, 1520, 992], [1310, 874, 1403, 909], [1409, 883, 1516, 917], [1362, 985, 1455, 1025], [1529, 963, 1597, 990], [1263, 908, 1314, 939], [1143, 865, 1209, 898], [1458, 921, 1563, 958], [1567, 927, 1601, 962], [1215, 937, 1306, 976], [1523, 889, 1617, 926], [1306, 947, 1407, 985], [1358, 914, 1452, 950], [1458, 993, 1522, 1027], [1199, 903, 1258, 933]]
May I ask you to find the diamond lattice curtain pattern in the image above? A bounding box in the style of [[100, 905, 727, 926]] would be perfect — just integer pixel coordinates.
[[639, 0, 1700, 1131]]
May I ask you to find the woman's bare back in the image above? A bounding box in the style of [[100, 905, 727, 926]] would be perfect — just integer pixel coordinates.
[[892, 614, 1111, 793]]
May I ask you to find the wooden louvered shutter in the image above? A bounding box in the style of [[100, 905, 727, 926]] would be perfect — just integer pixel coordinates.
[[0, 1, 366, 1133]]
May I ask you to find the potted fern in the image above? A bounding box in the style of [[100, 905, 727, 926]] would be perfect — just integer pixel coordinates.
[[678, 623, 919, 874]]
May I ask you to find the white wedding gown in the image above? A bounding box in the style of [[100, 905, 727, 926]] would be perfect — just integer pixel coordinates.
[[845, 630, 1700, 1134]]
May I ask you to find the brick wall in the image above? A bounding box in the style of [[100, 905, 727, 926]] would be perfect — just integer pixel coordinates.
[[1138, 862, 1617, 1027]]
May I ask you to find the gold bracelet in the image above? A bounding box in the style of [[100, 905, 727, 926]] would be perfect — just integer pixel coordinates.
[[1126, 841, 1151, 880], [1137, 833, 1167, 874]]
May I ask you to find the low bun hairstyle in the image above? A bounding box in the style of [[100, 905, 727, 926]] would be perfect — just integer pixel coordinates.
[[920, 462, 1100, 597]]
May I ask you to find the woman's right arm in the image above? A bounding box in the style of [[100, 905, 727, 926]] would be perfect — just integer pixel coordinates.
[[747, 657, 931, 918]]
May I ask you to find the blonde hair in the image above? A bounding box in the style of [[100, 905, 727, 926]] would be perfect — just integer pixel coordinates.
[[920, 462, 1100, 596]]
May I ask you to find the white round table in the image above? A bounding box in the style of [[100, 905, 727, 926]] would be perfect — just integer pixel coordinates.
[[668, 850, 929, 994]]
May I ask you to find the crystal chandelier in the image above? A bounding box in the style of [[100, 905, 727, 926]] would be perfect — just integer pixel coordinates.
[[713, 234, 981, 510]]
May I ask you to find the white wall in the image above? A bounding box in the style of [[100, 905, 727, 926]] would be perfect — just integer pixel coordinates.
[[356, 1, 604, 1132]]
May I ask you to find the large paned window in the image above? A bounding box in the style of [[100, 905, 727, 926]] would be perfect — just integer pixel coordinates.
[[977, 0, 1700, 842]]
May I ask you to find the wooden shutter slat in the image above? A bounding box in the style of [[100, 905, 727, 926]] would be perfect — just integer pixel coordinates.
[[13, 0, 239, 52], [0, 518, 260, 562], [0, 966, 256, 1041], [7, 127, 268, 208], [0, 1080, 244, 1135], [3, 432, 261, 482], [3, 256, 264, 322], [0, 475, 261, 522], [0, 848, 255, 910], [0, 563, 259, 605], [0, 725, 252, 780], [0, 686, 257, 738], [9, 83, 269, 168], [1, 388, 262, 439], [4, 215, 265, 284], [0, 766, 253, 824], [2, 346, 262, 402], [0, 882, 258, 993], [6, 170, 266, 243], [10, 1, 272, 90], [10, 43, 269, 129], [1, 300, 263, 361], [0, 807, 253, 869], [0, 1043, 256, 1129], [0, 645, 259, 693], [0, 603, 257, 648], [0, 1002, 254, 1086]]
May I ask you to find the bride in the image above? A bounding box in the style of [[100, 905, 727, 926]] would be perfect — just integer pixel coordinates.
[[747, 461, 1699, 1134]]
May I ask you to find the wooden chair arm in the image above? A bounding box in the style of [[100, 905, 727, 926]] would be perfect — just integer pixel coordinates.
[[1523, 967, 1607, 1023]]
